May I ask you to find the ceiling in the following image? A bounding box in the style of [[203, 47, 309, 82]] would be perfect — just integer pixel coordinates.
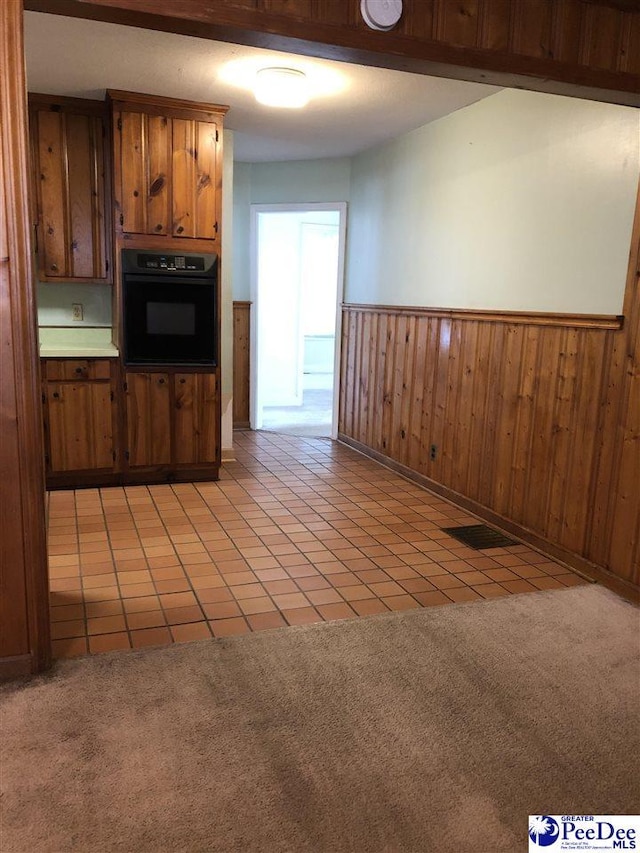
[[24, 12, 500, 163]]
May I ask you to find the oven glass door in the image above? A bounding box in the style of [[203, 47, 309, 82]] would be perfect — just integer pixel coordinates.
[[124, 276, 217, 365]]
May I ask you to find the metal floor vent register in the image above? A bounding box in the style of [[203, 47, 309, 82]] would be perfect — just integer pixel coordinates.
[[442, 524, 517, 550]]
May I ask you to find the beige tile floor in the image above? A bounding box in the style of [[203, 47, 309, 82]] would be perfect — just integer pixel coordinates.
[[48, 431, 587, 659]]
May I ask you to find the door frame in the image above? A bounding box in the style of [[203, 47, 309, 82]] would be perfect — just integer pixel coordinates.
[[249, 201, 347, 438]]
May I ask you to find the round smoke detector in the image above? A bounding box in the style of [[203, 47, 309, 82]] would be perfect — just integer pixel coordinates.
[[360, 0, 403, 31]]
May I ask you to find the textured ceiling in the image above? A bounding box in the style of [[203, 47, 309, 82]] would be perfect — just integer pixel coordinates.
[[24, 12, 500, 163]]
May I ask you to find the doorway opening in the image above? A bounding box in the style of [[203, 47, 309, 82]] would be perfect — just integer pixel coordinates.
[[250, 203, 347, 438]]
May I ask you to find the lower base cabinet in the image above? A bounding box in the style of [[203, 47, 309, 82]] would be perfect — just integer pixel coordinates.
[[124, 369, 220, 477], [174, 373, 218, 465], [42, 360, 220, 488], [125, 372, 172, 468], [42, 359, 118, 483]]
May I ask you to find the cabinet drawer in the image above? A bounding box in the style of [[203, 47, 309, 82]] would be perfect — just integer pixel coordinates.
[[43, 359, 112, 381]]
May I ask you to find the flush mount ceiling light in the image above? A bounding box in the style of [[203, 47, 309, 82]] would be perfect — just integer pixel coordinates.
[[254, 67, 310, 108]]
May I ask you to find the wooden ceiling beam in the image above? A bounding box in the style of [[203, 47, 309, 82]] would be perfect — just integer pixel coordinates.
[[24, 0, 640, 107]]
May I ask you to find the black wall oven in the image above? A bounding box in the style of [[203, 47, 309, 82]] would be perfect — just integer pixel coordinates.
[[122, 249, 217, 366]]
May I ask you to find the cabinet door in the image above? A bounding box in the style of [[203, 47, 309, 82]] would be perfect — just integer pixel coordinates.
[[172, 119, 220, 239], [125, 373, 171, 467], [114, 107, 220, 240], [115, 111, 171, 235], [46, 382, 114, 472], [31, 103, 110, 282], [174, 373, 218, 465]]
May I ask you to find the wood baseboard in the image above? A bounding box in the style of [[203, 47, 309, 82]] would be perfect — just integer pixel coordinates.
[[0, 654, 35, 681], [338, 433, 640, 605], [46, 466, 221, 489]]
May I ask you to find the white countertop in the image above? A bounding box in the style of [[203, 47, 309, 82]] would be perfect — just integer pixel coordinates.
[[39, 327, 119, 358], [40, 345, 120, 357]]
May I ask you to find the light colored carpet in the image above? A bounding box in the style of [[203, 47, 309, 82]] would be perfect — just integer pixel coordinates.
[[262, 388, 333, 437], [1, 586, 638, 853]]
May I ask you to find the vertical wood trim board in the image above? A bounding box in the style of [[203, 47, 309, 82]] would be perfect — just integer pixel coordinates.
[[0, 1, 51, 676], [233, 301, 251, 428], [339, 203, 640, 589]]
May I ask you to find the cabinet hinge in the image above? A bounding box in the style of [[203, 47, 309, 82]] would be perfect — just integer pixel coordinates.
[[41, 392, 46, 404], [215, 129, 219, 143], [125, 450, 130, 461], [123, 381, 128, 392], [105, 259, 109, 273], [117, 117, 122, 131], [214, 221, 219, 235], [112, 450, 117, 462], [119, 213, 124, 227], [110, 391, 114, 402]]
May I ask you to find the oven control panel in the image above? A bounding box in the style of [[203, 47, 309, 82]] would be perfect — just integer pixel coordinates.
[[137, 254, 205, 271]]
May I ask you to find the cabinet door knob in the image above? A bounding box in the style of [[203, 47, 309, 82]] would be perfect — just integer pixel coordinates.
[[75, 367, 83, 374], [176, 225, 184, 234], [50, 263, 58, 271], [179, 378, 185, 384], [158, 378, 165, 384], [52, 392, 59, 399]]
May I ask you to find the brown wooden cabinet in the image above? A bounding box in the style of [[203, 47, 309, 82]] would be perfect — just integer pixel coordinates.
[[109, 91, 228, 241], [29, 95, 111, 283], [124, 371, 172, 468], [174, 373, 218, 465], [42, 359, 119, 480], [124, 370, 219, 476], [41, 364, 219, 486]]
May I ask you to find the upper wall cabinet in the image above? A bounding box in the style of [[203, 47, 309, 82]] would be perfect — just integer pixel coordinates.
[[29, 95, 111, 283], [108, 91, 228, 242]]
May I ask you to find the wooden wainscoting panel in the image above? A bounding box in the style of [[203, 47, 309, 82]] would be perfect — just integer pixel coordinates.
[[340, 267, 640, 590], [581, 2, 625, 70], [232, 301, 251, 428], [437, 0, 481, 48]]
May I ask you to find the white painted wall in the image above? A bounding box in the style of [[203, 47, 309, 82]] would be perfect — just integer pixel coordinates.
[[346, 89, 639, 314], [249, 158, 352, 205], [38, 282, 112, 327], [232, 162, 252, 303], [232, 158, 351, 300]]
